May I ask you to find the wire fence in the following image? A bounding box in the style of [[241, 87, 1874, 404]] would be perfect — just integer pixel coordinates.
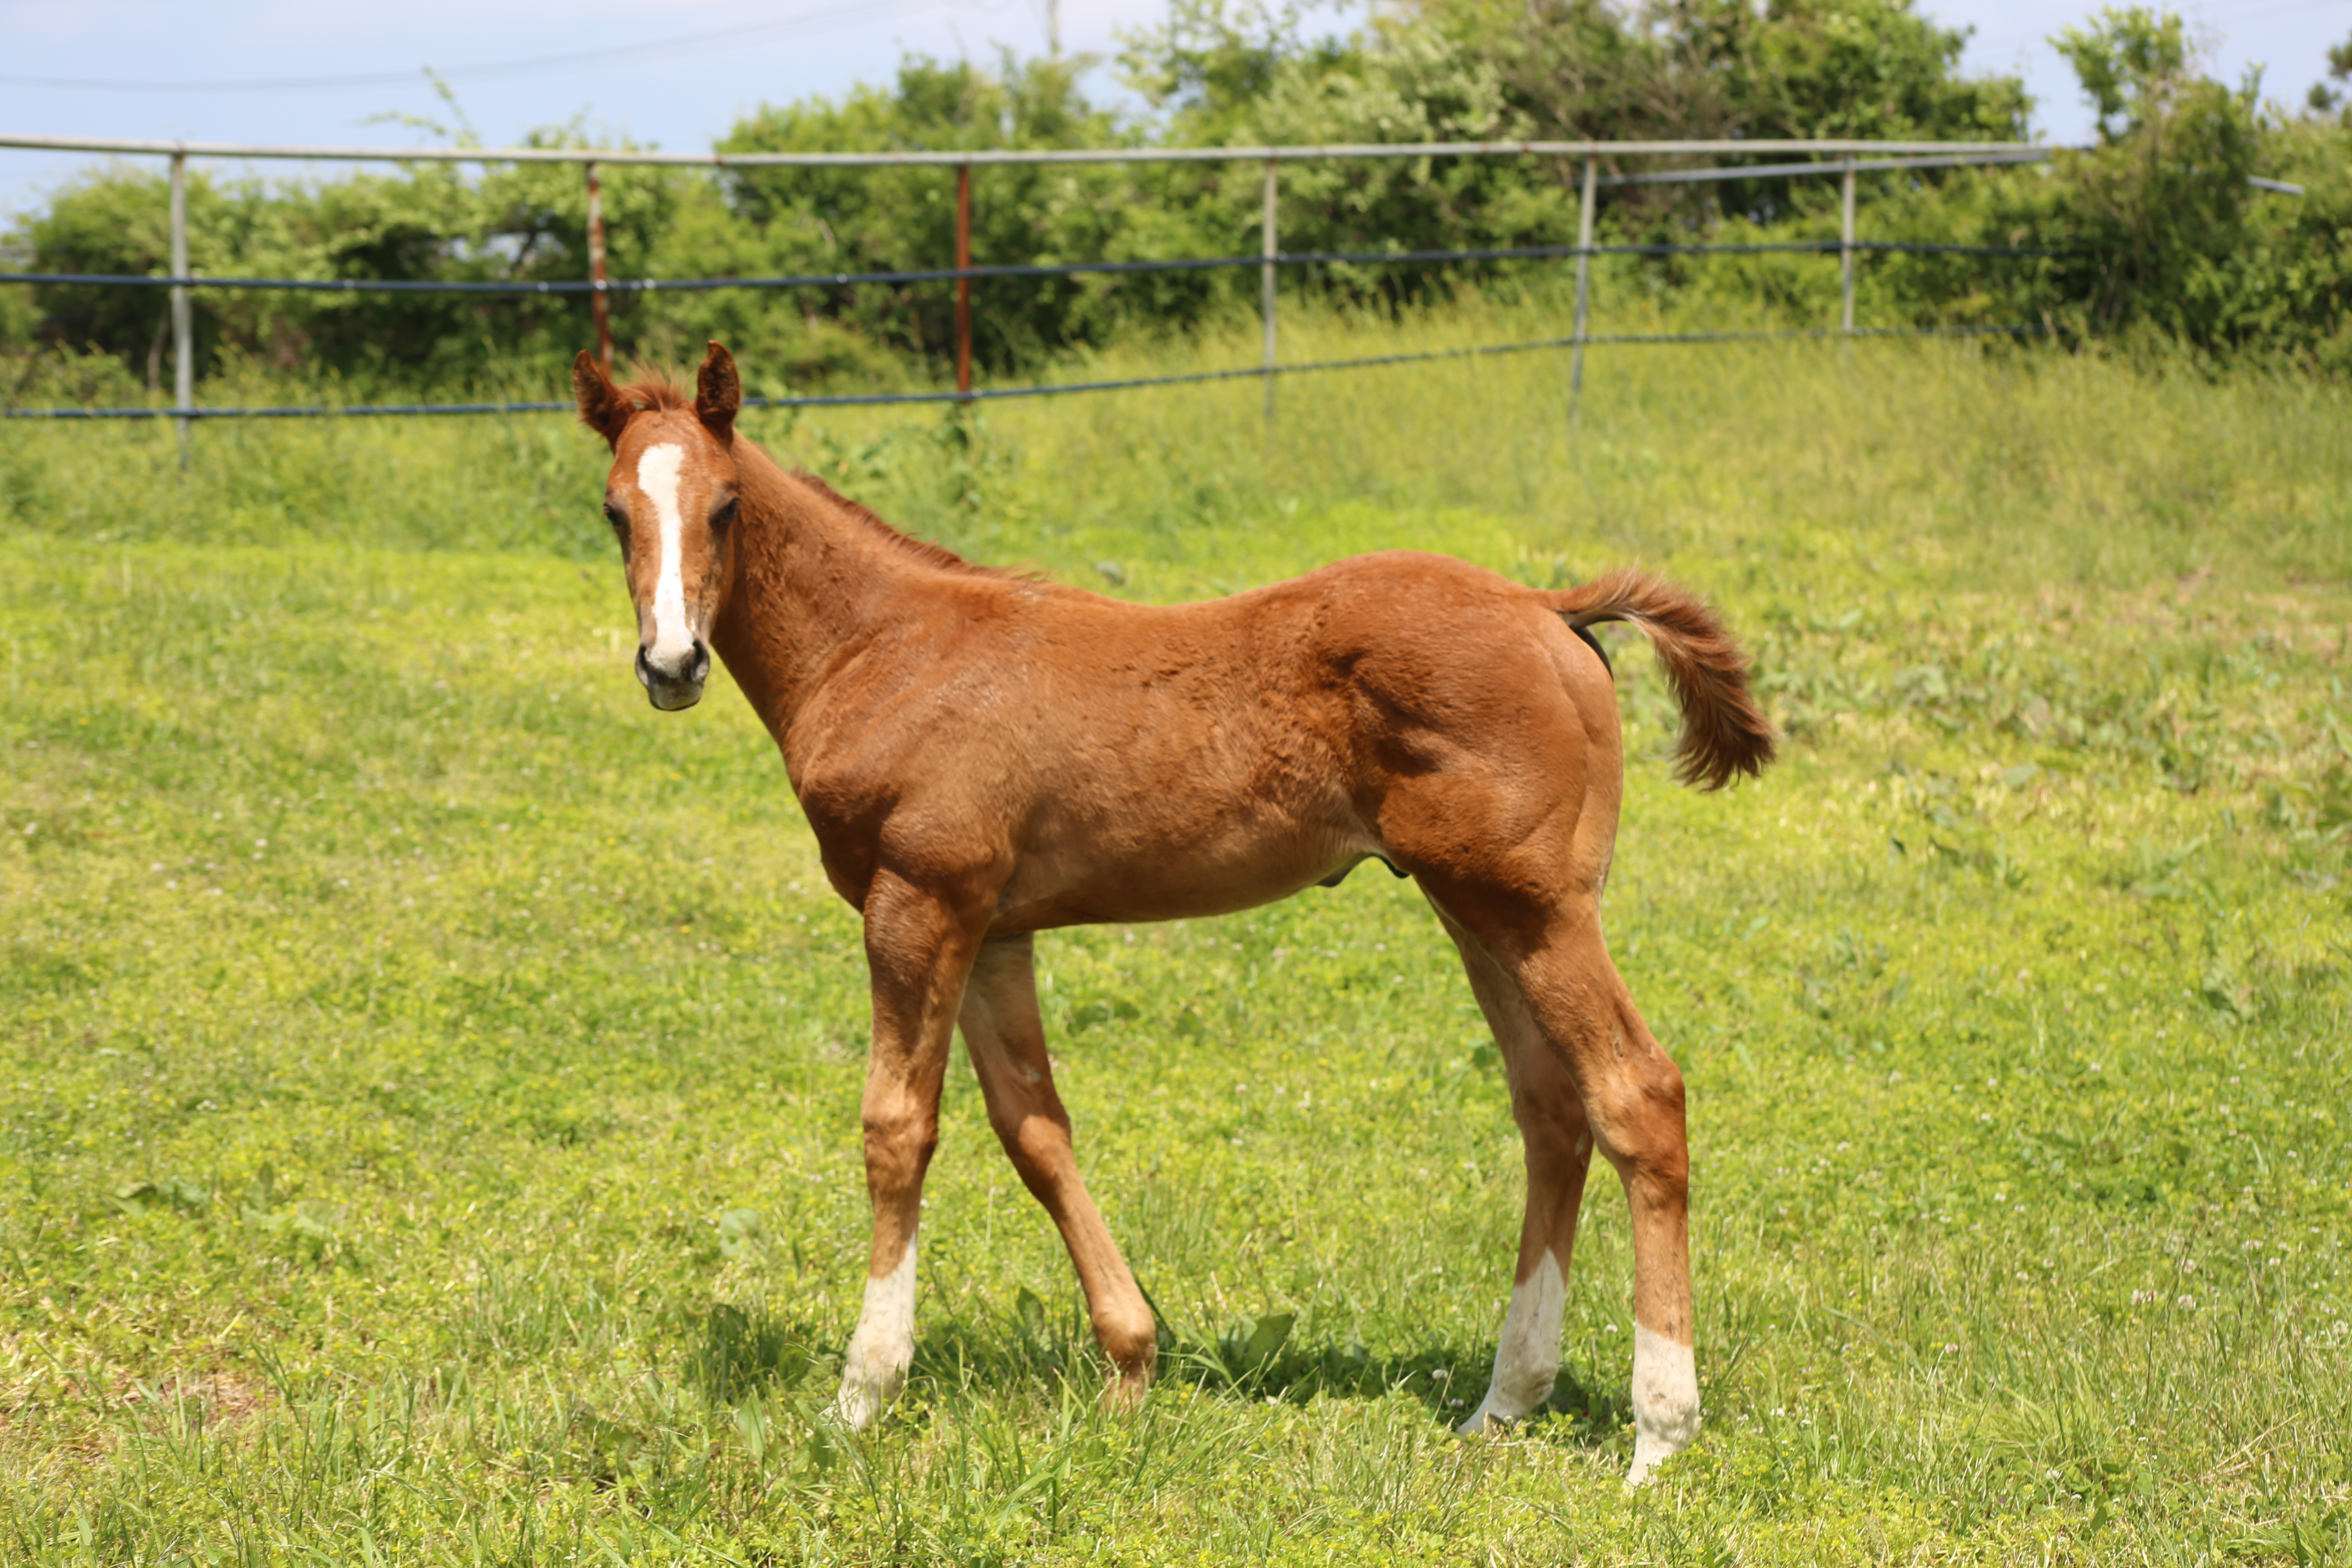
[[0, 238, 2067, 297], [1, 324, 2049, 422], [0, 131, 2267, 428]]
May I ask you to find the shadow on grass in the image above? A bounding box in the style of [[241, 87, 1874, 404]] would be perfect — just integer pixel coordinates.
[[676, 1297, 1631, 1450], [684, 1301, 825, 1402], [1143, 1311, 1633, 1448]]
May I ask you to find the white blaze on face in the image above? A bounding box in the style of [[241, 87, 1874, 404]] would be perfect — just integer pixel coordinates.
[[635, 442, 695, 675], [1627, 1323, 1701, 1485], [832, 1233, 918, 1430], [1455, 1249, 1566, 1434]]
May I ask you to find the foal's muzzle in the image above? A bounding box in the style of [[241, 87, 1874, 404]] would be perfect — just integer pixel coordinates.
[[636, 640, 710, 711]]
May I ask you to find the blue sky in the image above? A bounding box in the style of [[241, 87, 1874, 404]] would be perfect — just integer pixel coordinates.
[[1, 0, 2343, 223]]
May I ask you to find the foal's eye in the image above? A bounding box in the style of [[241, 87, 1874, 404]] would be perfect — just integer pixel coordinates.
[[712, 496, 740, 530], [602, 500, 626, 533]]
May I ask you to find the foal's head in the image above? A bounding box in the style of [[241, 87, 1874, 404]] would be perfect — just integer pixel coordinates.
[[572, 342, 744, 711]]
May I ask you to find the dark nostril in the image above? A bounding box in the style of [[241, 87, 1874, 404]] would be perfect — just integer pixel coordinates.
[[636, 642, 708, 689]]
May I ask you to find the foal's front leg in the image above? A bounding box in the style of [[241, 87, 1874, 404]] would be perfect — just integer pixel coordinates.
[[831, 870, 986, 1430], [959, 935, 1157, 1399]]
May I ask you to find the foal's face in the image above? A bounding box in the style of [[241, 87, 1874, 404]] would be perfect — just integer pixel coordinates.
[[604, 412, 739, 710], [572, 343, 744, 712]]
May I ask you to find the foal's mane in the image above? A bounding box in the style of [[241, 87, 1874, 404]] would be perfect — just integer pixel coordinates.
[[612, 368, 694, 413], [787, 471, 1030, 582], [615, 362, 1022, 582]]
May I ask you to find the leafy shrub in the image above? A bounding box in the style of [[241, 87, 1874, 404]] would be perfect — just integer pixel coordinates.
[[1, 1, 2345, 390]]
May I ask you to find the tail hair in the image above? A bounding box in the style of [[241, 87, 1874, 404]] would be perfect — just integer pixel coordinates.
[[1553, 570, 1775, 791]]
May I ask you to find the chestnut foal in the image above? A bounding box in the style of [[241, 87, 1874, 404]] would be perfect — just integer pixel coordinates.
[[575, 343, 1773, 1483]]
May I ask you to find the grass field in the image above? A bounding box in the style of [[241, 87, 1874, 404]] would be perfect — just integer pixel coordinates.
[[3, 314, 2349, 1564]]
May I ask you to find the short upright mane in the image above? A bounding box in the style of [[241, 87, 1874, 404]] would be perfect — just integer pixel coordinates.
[[791, 472, 1029, 581], [613, 368, 693, 413]]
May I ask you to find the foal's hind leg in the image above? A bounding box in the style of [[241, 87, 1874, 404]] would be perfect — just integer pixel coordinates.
[[1505, 913, 1699, 1483], [1443, 922, 1595, 1435], [959, 935, 1157, 1398]]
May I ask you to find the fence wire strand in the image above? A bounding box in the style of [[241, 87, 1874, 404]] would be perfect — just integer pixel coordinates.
[[0, 239, 2059, 297], [1, 323, 2045, 421]]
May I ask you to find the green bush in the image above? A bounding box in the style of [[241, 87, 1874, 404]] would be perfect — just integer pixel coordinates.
[[2002, 7, 2352, 368], [1, 0, 2346, 393]]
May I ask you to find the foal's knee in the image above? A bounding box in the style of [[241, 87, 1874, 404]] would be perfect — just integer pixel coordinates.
[[861, 1100, 940, 1192]]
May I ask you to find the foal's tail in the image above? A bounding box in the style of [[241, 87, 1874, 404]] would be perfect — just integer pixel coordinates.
[[1550, 570, 1776, 791]]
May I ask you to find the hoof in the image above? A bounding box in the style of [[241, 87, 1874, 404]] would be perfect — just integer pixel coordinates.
[[829, 1376, 892, 1432], [1626, 1326, 1699, 1486], [830, 1342, 909, 1431], [1098, 1370, 1150, 1415], [1452, 1397, 1515, 1438], [1625, 1434, 1686, 1488], [833, 1240, 917, 1430]]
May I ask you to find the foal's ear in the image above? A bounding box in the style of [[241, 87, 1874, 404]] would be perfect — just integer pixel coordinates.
[[572, 350, 631, 450], [696, 341, 741, 443]]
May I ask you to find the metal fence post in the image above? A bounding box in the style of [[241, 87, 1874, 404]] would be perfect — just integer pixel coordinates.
[[1569, 156, 1596, 423], [1260, 158, 1280, 426], [169, 151, 193, 463], [1840, 157, 1857, 336], [586, 160, 612, 374], [955, 163, 973, 403]]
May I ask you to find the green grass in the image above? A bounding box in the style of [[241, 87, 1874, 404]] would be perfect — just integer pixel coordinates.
[[2, 314, 2349, 1564]]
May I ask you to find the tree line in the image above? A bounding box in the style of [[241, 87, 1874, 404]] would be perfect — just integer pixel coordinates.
[[3, 0, 2348, 400]]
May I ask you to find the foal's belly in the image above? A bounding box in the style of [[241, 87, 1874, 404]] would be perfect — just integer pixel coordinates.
[[986, 815, 1382, 934]]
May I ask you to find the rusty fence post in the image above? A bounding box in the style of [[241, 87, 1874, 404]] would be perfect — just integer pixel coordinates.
[[956, 162, 973, 402], [586, 160, 612, 374]]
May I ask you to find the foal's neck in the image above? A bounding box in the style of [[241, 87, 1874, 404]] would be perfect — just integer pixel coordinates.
[[713, 438, 982, 731]]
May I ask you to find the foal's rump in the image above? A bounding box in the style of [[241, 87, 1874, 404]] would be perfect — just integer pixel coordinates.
[[1272, 553, 1771, 913], [1269, 551, 1770, 790]]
